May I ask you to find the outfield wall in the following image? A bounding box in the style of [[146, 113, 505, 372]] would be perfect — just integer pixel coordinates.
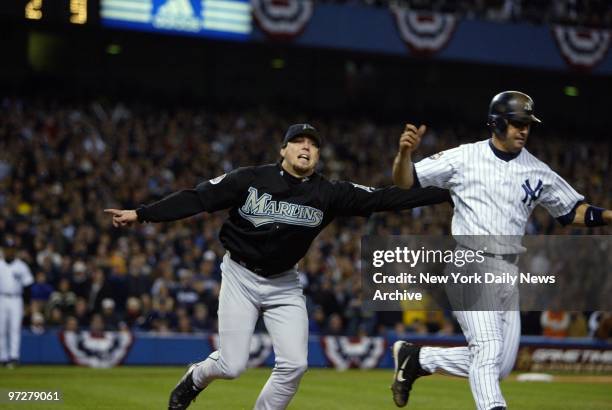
[[21, 330, 612, 372]]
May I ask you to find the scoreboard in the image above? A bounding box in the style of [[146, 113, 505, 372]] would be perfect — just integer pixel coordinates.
[[0, 0, 92, 25], [1, 0, 253, 40], [100, 0, 252, 40]]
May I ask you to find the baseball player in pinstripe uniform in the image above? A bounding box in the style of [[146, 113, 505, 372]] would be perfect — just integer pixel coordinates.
[[105, 123, 452, 410], [0, 235, 34, 368], [389, 91, 612, 410]]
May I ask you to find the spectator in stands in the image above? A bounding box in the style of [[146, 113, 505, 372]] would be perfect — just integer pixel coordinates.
[[100, 298, 123, 331], [139, 294, 153, 330], [540, 310, 571, 338], [88, 268, 113, 312], [89, 314, 105, 334], [70, 261, 90, 299], [30, 272, 54, 304], [30, 311, 46, 335], [177, 316, 192, 334], [325, 313, 345, 336], [47, 278, 77, 316], [313, 277, 342, 318], [148, 297, 178, 332], [589, 311, 612, 340], [151, 267, 177, 299], [191, 303, 213, 332], [47, 306, 64, 328], [108, 267, 129, 314], [175, 269, 199, 313], [197, 251, 221, 290], [124, 297, 145, 329], [63, 316, 79, 332], [36, 243, 61, 272], [567, 312, 588, 337], [308, 306, 327, 335], [73, 298, 90, 329], [127, 255, 153, 298]]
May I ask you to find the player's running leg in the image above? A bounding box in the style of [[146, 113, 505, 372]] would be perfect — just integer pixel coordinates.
[[254, 272, 308, 410], [390, 341, 430, 407], [8, 299, 23, 364], [169, 254, 260, 409], [499, 310, 520, 379], [402, 311, 506, 410], [0, 298, 8, 365], [459, 310, 506, 410]]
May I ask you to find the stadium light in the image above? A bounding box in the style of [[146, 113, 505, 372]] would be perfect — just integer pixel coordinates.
[[271, 58, 285, 69], [106, 44, 122, 55], [564, 86, 579, 97]]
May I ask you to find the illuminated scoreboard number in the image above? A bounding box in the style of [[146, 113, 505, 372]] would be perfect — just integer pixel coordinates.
[[25, 0, 42, 20], [70, 0, 87, 24], [24, 0, 88, 24]]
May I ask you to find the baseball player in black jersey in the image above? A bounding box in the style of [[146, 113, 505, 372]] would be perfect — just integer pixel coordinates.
[[105, 123, 452, 410]]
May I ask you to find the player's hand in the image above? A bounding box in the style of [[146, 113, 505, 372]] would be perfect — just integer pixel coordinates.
[[398, 123, 426, 156], [104, 209, 138, 227]]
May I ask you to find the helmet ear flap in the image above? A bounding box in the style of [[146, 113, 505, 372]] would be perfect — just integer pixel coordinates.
[[487, 115, 507, 137]]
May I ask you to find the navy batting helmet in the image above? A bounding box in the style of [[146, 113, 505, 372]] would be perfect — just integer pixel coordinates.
[[487, 91, 541, 136]]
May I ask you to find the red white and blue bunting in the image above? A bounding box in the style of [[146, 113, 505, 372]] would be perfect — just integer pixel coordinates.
[[552, 25, 611, 70], [390, 5, 457, 56], [251, 0, 314, 40], [60, 331, 133, 368], [321, 336, 386, 370], [210, 333, 273, 367]]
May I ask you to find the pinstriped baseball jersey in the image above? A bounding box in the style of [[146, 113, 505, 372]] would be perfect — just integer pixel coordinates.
[[414, 139, 584, 236], [0, 258, 33, 294]]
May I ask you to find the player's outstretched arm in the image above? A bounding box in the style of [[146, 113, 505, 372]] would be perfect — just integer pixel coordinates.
[[104, 188, 207, 227], [568, 203, 612, 227], [104, 209, 138, 227], [103, 168, 248, 227], [392, 123, 426, 189]]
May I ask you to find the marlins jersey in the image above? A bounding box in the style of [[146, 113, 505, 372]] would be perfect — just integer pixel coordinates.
[[138, 163, 451, 276], [414, 139, 583, 248]]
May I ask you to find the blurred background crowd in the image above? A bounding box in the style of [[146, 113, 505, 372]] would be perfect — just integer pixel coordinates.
[[323, 0, 612, 28], [1, 97, 610, 340]]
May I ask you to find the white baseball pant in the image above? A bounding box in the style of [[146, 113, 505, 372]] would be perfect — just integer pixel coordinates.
[[0, 294, 24, 362], [419, 257, 521, 410]]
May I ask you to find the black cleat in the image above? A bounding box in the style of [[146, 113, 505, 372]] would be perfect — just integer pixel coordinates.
[[168, 364, 205, 410], [390, 341, 427, 407]]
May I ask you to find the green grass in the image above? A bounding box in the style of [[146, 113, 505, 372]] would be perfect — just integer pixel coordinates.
[[0, 366, 610, 409]]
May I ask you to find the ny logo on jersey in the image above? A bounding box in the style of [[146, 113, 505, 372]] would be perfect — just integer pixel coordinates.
[[521, 179, 543, 207]]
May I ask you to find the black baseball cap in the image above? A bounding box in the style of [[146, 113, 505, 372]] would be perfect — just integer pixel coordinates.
[[282, 123, 321, 147]]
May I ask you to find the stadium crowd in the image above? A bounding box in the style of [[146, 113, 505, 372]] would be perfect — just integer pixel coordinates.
[[323, 0, 612, 28], [1, 97, 610, 339]]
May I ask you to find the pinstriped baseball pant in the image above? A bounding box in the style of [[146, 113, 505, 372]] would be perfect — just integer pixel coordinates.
[[420, 310, 520, 410], [0, 295, 23, 362], [419, 258, 521, 410]]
